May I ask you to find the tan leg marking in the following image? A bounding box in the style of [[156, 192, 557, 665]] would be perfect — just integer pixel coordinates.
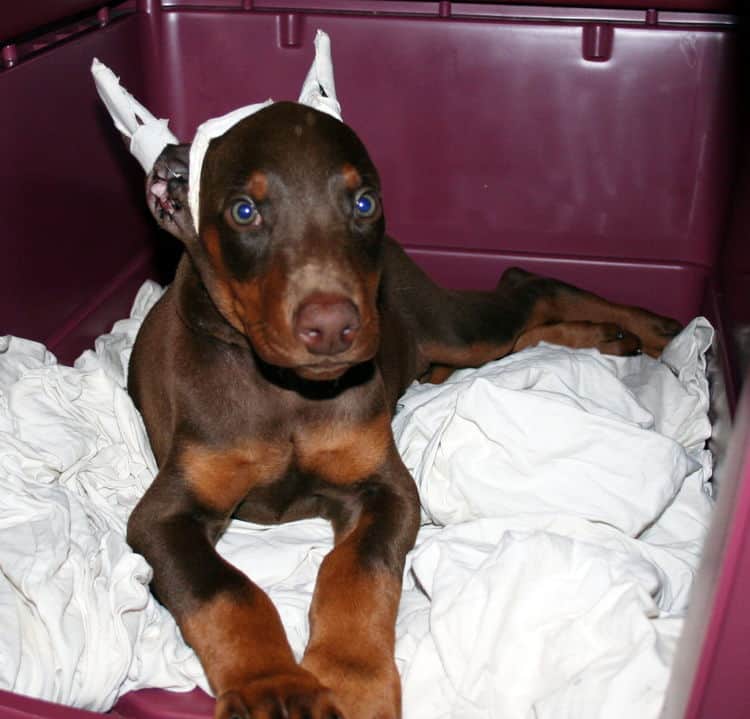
[[302, 528, 402, 718], [419, 339, 516, 372], [182, 590, 345, 719], [181, 591, 298, 693], [534, 293, 681, 358], [512, 320, 642, 355]]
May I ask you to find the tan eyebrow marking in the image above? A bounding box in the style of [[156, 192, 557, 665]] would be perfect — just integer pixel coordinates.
[[341, 164, 361, 191], [245, 171, 268, 202]]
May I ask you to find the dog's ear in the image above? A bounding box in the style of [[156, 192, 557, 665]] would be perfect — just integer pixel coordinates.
[[145, 143, 196, 243]]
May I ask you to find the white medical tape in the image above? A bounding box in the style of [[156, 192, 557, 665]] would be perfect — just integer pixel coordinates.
[[90, 58, 178, 173], [92, 29, 342, 233]]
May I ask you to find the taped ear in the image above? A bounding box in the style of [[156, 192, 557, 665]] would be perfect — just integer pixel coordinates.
[[91, 59, 178, 173], [187, 29, 341, 233], [297, 30, 341, 120], [93, 29, 340, 236], [146, 144, 195, 242], [91, 59, 194, 241]]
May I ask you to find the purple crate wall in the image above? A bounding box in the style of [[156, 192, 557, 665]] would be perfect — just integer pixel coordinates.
[[146, 5, 737, 326], [663, 357, 750, 719], [1, 2, 113, 42], [719, 126, 750, 392], [1, 1, 739, 358], [0, 10, 173, 363], [1, 2, 750, 719]]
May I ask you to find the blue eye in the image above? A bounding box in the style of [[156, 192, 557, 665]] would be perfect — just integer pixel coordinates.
[[230, 198, 260, 226], [353, 189, 379, 219]]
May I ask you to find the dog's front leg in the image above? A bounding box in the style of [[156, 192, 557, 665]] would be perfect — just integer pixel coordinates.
[[301, 449, 420, 719], [128, 466, 343, 719]]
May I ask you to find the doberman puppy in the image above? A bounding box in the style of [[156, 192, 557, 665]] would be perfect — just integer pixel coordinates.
[[127, 101, 681, 719]]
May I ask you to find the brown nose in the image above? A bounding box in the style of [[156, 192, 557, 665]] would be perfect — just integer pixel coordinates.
[[295, 293, 360, 356]]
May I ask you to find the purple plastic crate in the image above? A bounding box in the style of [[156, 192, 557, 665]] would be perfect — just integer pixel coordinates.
[[1, 1, 749, 718]]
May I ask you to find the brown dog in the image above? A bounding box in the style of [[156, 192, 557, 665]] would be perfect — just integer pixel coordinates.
[[126, 101, 680, 719]]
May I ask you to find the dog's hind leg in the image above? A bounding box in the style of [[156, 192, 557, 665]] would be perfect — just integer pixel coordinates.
[[379, 240, 681, 386], [511, 320, 642, 355], [496, 267, 683, 357]]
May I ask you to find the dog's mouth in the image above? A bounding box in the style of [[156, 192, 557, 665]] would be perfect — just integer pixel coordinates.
[[292, 360, 356, 381], [252, 352, 377, 395], [248, 333, 376, 383], [234, 287, 381, 385], [243, 312, 380, 383]]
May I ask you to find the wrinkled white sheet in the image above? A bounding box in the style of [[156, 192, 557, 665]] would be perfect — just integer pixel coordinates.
[[0, 282, 713, 718]]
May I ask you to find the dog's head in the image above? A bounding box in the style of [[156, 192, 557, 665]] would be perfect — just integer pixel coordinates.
[[147, 102, 385, 381]]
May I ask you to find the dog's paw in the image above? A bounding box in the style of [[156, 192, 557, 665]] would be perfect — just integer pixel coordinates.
[[641, 315, 683, 357], [302, 652, 401, 719], [618, 310, 683, 358], [215, 671, 344, 719], [512, 320, 642, 356]]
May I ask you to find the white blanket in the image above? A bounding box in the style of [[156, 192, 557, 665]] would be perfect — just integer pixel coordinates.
[[0, 282, 714, 718]]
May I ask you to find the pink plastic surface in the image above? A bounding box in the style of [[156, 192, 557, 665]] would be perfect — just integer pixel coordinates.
[[1, 2, 115, 42], [663, 361, 750, 719], [153, 10, 736, 272], [0, 10, 177, 361], [0, 1, 748, 718]]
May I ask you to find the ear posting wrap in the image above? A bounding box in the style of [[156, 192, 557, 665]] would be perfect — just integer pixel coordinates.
[[90, 59, 179, 173], [186, 99, 274, 236], [91, 29, 341, 234], [297, 30, 342, 121], [187, 29, 342, 231]]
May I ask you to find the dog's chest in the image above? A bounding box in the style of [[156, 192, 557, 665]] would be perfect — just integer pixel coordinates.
[[234, 412, 393, 523], [184, 407, 393, 521], [290, 409, 392, 484]]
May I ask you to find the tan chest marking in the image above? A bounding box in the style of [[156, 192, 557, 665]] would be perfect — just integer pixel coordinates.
[[295, 410, 393, 485], [180, 410, 393, 514], [180, 440, 292, 514]]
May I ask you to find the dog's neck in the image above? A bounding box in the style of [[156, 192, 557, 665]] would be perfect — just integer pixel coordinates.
[[173, 254, 247, 348], [253, 354, 377, 399]]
